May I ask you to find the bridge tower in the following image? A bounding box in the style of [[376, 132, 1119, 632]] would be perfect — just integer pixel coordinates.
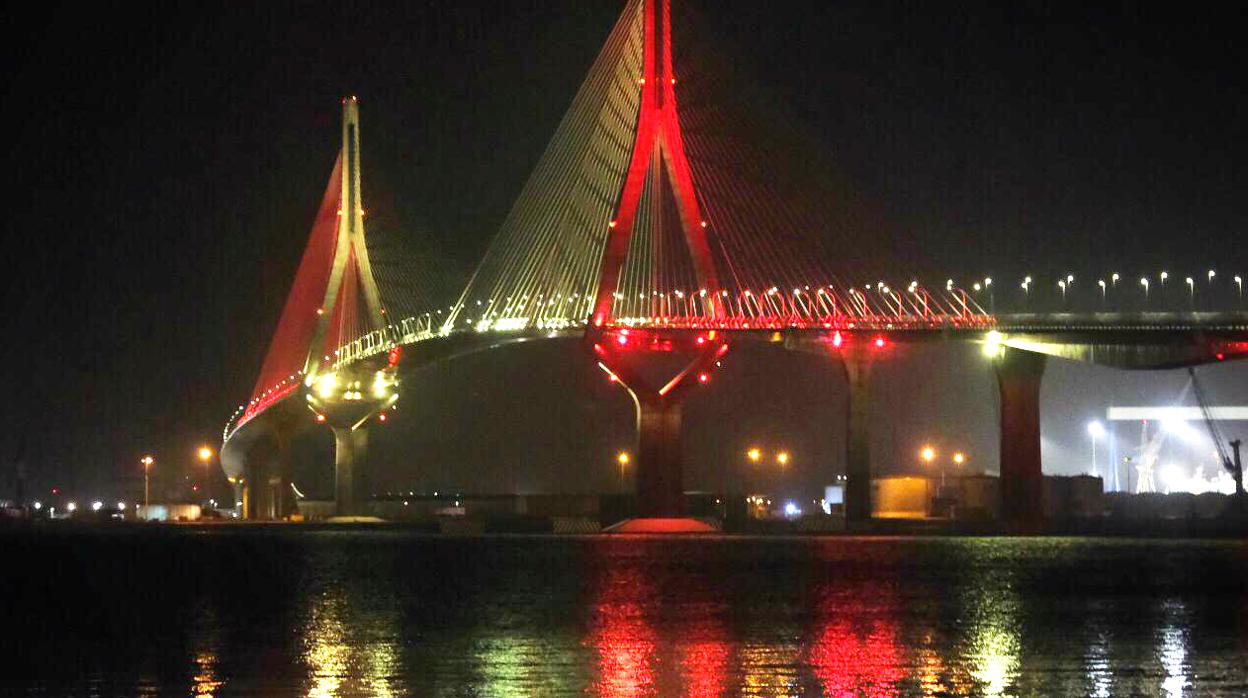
[[302, 96, 397, 519], [588, 0, 727, 518], [228, 97, 396, 520]]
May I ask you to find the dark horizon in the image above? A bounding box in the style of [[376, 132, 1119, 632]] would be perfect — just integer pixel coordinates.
[[3, 0, 1246, 499]]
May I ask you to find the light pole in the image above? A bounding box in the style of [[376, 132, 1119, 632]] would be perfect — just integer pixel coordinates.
[[1160, 271, 1168, 293], [1235, 275, 1243, 300], [1111, 272, 1120, 288], [1058, 279, 1067, 303], [921, 445, 941, 488], [616, 451, 630, 489], [1087, 421, 1105, 478], [1140, 277, 1149, 302], [1098, 279, 1106, 305], [140, 455, 155, 510], [984, 277, 994, 312], [1185, 277, 1195, 304]]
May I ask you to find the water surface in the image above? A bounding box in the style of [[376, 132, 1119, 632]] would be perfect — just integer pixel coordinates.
[[5, 528, 1247, 696]]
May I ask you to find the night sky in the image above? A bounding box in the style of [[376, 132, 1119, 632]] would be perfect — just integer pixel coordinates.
[[4, 1, 1245, 501]]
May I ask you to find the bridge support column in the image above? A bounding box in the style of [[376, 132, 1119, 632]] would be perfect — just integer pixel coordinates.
[[995, 348, 1046, 533], [588, 331, 729, 520], [635, 398, 684, 518], [841, 347, 875, 525], [332, 425, 369, 518], [241, 422, 295, 520]]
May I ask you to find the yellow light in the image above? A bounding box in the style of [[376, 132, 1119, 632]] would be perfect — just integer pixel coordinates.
[[983, 330, 1004, 358], [921, 446, 936, 463], [747, 447, 762, 463], [953, 452, 966, 465], [776, 451, 790, 466], [196, 446, 213, 463], [316, 373, 338, 399], [616, 451, 630, 465]]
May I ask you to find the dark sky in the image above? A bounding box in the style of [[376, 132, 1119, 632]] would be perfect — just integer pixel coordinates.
[[3, 1, 1245, 501]]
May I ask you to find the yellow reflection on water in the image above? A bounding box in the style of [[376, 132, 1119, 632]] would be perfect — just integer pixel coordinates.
[[302, 590, 400, 698], [738, 640, 802, 697], [957, 547, 1021, 697], [192, 650, 223, 697]]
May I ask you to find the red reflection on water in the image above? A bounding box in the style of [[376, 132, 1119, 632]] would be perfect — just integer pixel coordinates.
[[808, 588, 903, 698], [680, 623, 731, 698], [588, 566, 657, 697]]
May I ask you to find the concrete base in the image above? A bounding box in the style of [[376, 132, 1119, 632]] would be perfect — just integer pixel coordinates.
[[604, 517, 719, 534]]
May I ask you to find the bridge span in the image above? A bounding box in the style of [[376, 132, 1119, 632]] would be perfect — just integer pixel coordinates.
[[220, 0, 1246, 530]]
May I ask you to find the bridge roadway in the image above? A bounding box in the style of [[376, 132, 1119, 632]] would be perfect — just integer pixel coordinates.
[[221, 312, 1248, 529]]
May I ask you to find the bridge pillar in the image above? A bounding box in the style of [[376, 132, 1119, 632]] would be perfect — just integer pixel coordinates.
[[331, 425, 369, 518], [995, 348, 1047, 532], [240, 422, 295, 520], [841, 347, 875, 525], [635, 398, 684, 517], [589, 331, 729, 520]]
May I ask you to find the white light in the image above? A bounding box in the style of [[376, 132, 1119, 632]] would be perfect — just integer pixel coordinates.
[[117, 502, 127, 510], [67, 502, 77, 512], [783, 502, 801, 517], [32, 501, 42, 510], [91, 501, 103, 512], [983, 330, 1004, 358], [1087, 421, 1105, 438], [1161, 464, 1185, 493]]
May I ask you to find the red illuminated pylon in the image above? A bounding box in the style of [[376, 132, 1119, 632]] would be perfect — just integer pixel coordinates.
[[591, 0, 721, 327], [241, 98, 386, 426]]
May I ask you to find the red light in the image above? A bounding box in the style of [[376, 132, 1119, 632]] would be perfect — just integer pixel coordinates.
[[192, 485, 198, 492], [378, 413, 387, 422], [608, 375, 618, 383], [315, 414, 326, 423], [832, 331, 843, 348], [698, 372, 709, 384], [616, 334, 628, 346], [874, 337, 886, 349], [51, 488, 59, 495], [696, 336, 706, 345], [1216, 352, 1226, 361], [388, 346, 402, 367]]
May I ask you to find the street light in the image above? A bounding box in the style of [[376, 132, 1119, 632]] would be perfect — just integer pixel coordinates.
[[616, 451, 630, 488], [776, 451, 790, 466], [1140, 277, 1149, 301], [197, 445, 214, 463], [1185, 277, 1195, 303], [747, 447, 762, 464], [1087, 421, 1105, 478], [921, 446, 936, 464], [1098, 279, 1106, 303], [1235, 275, 1243, 299], [1208, 269, 1216, 284], [1058, 279, 1067, 302], [952, 452, 966, 465], [140, 455, 155, 510], [1111, 273, 1120, 287]]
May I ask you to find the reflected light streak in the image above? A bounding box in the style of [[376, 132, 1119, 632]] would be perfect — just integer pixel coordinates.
[[1159, 601, 1190, 698], [589, 567, 657, 697], [809, 587, 902, 698]]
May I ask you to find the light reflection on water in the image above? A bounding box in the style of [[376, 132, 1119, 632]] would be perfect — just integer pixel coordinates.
[[5, 532, 1247, 696]]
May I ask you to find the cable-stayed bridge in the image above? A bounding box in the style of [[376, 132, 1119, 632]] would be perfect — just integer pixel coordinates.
[[220, 0, 1247, 528]]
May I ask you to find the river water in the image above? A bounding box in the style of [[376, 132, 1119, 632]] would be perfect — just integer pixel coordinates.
[[4, 528, 1246, 696]]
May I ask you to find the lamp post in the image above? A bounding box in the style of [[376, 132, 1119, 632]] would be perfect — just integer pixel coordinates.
[[616, 451, 630, 489], [921, 445, 942, 488], [1111, 272, 1120, 288], [1185, 277, 1195, 304], [1235, 275, 1243, 300], [1140, 277, 1149, 303], [140, 455, 155, 510]]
